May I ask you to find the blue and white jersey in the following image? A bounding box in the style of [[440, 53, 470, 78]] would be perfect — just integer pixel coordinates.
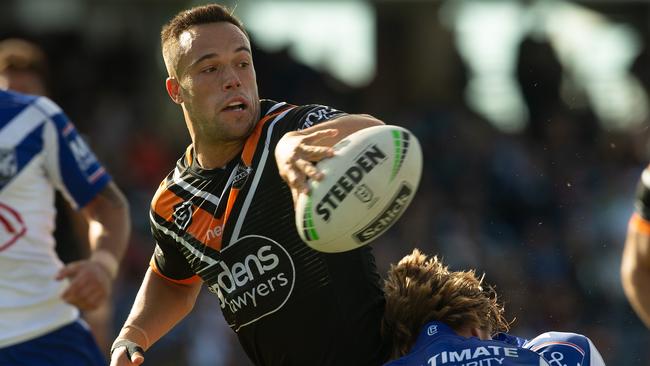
[[385, 321, 550, 366], [0, 90, 110, 348], [496, 332, 606, 366]]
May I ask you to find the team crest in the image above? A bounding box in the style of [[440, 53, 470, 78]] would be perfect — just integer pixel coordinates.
[[173, 201, 194, 230], [0, 148, 17, 186], [232, 165, 253, 189]]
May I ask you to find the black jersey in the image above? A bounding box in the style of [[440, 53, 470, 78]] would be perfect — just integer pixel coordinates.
[[149, 100, 387, 366]]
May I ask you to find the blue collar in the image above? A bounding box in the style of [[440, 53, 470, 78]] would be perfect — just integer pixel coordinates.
[[411, 321, 459, 351]]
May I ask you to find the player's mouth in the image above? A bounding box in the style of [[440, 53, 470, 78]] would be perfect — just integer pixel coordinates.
[[222, 98, 248, 113]]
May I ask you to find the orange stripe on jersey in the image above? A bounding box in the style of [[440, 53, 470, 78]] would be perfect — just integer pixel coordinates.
[[184, 204, 222, 248], [150, 257, 201, 285], [152, 189, 225, 250], [215, 106, 295, 240], [151, 189, 184, 222], [242, 107, 293, 166], [630, 213, 650, 235]]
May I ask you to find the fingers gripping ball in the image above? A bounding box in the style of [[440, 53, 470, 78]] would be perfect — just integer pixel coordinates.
[[295, 125, 422, 253]]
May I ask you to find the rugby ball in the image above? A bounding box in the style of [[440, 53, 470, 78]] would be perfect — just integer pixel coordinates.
[[295, 125, 422, 253]]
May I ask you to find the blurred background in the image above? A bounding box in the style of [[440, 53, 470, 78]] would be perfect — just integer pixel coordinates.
[[1, 0, 649, 364]]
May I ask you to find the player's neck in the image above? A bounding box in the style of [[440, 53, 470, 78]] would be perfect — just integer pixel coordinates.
[[193, 140, 243, 169]]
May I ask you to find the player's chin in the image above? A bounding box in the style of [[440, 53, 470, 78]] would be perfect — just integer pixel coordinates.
[[222, 109, 255, 125]]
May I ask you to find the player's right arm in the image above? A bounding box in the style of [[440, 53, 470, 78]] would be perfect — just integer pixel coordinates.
[[110, 268, 201, 365], [621, 165, 650, 328]]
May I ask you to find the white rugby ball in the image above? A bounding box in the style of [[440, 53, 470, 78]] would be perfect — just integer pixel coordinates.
[[295, 125, 422, 253]]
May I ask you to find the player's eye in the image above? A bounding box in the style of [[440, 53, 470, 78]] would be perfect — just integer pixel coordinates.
[[201, 66, 216, 73], [238, 61, 250, 68]]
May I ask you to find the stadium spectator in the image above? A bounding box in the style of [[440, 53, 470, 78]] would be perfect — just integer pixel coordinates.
[[622, 164, 650, 328], [110, 4, 388, 366], [382, 249, 606, 365], [0, 87, 130, 365]]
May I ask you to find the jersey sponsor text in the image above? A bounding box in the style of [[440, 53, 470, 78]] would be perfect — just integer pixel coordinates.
[[428, 346, 520, 366]]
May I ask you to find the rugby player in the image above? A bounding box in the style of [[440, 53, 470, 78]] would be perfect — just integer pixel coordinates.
[[110, 4, 388, 366], [382, 249, 606, 366], [0, 88, 130, 365], [0, 37, 121, 354]]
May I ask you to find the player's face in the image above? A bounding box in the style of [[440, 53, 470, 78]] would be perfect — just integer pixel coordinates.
[[174, 22, 260, 143]]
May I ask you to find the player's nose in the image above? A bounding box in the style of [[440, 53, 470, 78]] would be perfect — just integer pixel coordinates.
[[222, 67, 241, 91]]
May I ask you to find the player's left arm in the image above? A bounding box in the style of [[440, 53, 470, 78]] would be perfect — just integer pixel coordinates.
[[622, 165, 650, 328], [275, 114, 384, 202], [622, 214, 650, 327], [37, 95, 131, 311], [56, 180, 131, 311]]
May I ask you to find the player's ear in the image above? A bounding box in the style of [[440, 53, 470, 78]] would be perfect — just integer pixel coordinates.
[[165, 77, 183, 104]]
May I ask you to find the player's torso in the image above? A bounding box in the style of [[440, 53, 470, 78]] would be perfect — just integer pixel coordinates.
[[151, 101, 386, 365], [0, 95, 76, 347], [0, 101, 59, 256]]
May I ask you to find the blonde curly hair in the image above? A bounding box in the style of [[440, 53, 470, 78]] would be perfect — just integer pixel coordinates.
[[382, 249, 510, 359]]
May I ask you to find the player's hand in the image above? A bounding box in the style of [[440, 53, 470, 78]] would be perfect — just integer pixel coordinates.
[[56, 259, 112, 311], [275, 129, 337, 203], [110, 346, 144, 366]]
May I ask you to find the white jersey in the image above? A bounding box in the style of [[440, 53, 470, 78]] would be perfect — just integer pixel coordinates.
[[0, 90, 110, 348]]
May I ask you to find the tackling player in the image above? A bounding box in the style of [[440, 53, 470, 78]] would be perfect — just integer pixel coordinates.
[[382, 249, 606, 366]]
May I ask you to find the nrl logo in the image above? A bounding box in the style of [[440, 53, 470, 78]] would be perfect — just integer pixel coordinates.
[[172, 201, 193, 231], [354, 184, 374, 203]]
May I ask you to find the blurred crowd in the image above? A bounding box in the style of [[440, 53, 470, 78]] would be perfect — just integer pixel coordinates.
[[2, 1, 650, 365]]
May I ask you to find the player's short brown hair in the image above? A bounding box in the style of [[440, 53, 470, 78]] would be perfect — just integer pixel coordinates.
[[161, 4, 248, 77], [382, 249, 510, 359]]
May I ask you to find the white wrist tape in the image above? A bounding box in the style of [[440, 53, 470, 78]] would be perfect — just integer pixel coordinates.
[[123, 324, 151, 349]]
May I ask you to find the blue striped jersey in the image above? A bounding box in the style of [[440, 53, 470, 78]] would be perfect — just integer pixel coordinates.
[[0, 89, 110, 348]]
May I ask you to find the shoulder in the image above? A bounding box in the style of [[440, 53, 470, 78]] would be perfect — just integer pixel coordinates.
[[259, 99, 346, 130], [0, 89, 39, 107], [287, 104, 347, 130], [151, 154, 187, 212], [0, 90, 59, 120], [5, 91, 62, 117], [0, 91, 70, 134]]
